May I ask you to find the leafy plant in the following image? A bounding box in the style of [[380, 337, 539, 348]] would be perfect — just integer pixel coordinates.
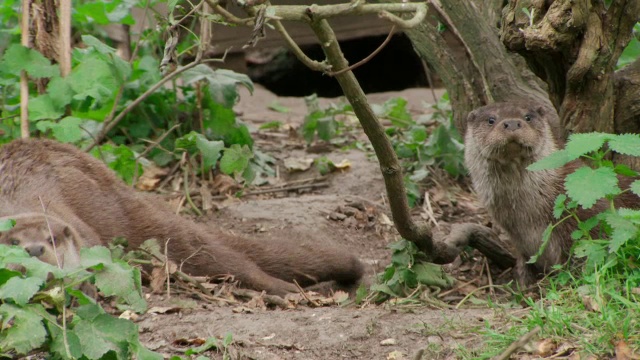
[[375, 94, 465, 207], [367, 239, 454, 303], [300, 94, 353, 144], [0, 242, 158, 359], [476, 132, 640, 358]]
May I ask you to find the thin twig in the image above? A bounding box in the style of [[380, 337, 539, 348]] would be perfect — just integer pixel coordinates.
[[328, 25, 396, 76]]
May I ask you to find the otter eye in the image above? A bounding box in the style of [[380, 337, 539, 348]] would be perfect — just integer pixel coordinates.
[[488, 117, 496, 125], [48, 236, 56, 245], [10, 238, 20, 246], [524, 114, 532, 122]]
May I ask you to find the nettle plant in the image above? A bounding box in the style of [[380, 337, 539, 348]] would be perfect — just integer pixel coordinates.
[[375, 95, 465, 207], [528, 133, 640, 281]]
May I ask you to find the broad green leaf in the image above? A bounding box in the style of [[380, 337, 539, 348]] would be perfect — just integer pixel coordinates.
[[268, 102, 290, 113], [0, 44, 59, 78], [527, 149, 572, 171], [81, 35, 131, 81], [80, 246, 113, 269], [409, 125, 428, 143], [316, 117, 336, 141], [0, 276, 43, 305], [573, 241, 607, 270], [220, 144, 253, 177], [47, 321, 83, 359], [36, 116, 84, 143], [618, 36, 640, 68], [195, 135, 224, 171], [0, 218, 15, 231], [91, 144, 141, 185], [46, 76, 73, 109], [564, 166, 619, 208], [0, 303, 47, 354], [391, 248, 411, 266], [69, 52, 120, 103], [413, 263, 454, 288], [604, 212, 638, 253], [0, 268, 21, 287], [181, 65, 253, 108], [95, 261, 146, 313], [608, 133, 640, 156], [74, 2, 110, 24], [74, 318, 122, 359], [29, 94, 64, 121], [565, 132, 612, 158]]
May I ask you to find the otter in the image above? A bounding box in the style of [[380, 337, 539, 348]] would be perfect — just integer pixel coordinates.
[[464, 102, 638, 285], [0, 213, 83, 268], [0, 139, 364, 296]]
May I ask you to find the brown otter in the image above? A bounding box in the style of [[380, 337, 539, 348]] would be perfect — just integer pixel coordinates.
[[0, 138, 364, 296], [0, 213, 83, 268], [464, 102, 638, 285]]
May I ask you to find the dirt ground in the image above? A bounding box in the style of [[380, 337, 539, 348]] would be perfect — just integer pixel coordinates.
[[135, 85, 511, 359]]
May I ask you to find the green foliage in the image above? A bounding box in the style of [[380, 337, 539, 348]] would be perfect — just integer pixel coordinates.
[[368, 239, 454, 303], [300, 94, 353, 144], [502, 132, 640, 358], [618, 23, 640, 69], [378, 94, 465, 207], [0, 244, 158, 359], [0, 1, 261, 185]]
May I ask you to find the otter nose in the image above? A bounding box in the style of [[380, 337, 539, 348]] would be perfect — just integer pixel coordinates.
[[26, 244, 45, 257], [502, 119, 522, 131]]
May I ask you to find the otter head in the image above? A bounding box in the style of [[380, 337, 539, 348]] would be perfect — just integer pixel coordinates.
[[0, 218, 80, 268], [465, 102, 559, 164]]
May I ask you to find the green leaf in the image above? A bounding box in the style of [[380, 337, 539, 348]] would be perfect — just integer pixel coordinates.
[[0, 276, 43, 305], [0, 218, 15, 231], [185, 337, 220, 355], [316, 116, 336, 141], [527, 149, 572, 171], [220, 144, 253, 177], [604, 212, 638, 253], [573, 240, 607, 269], [47, 321, 83, 359], [91, 144, 141, 185], [69, 52, 120, 103], [181, 65, 253, 108], [614, 164, 638, 177], [195, 135, 224, 171], [29, 94, 65, 121], [81, 247, 146, 312], [408, 126, 428, 143], [0, 268, 21, 287], [564, 166, 620, 208], [608, 133, 640, 156], [631, 180, 640, 197], [268, 102, 290, 113], [564, 132, 612, 158], [553, 194, 566, 219], [0, 44, 59, 78], [413, 263, 454, 288], [528, 224, 553, 264], [74, 316, 127, 359], [36, 116, 84, 143], [46, 76, 73, 109], [0, 303, 47, 354]]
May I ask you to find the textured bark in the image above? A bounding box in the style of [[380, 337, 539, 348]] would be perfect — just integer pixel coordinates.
[[501, 0, 640, 135], [401, 0, 551, 136]]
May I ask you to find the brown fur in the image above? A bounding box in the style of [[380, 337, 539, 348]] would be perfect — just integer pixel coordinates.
[[0, 139, 364, 296], [464, 102, 638, 284], [0, 213, 82, 268]]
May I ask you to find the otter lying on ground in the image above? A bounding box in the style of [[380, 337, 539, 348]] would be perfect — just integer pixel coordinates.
[[464, 102, 638, 284], [0, 139, 364, 296]]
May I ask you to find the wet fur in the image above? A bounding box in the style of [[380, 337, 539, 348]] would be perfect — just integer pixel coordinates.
[[0, 139, 364, 296]]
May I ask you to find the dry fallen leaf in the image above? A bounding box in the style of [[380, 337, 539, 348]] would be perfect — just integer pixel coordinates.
[[136, 165, 168, 191], [615, 340, 640, 360], [582, 295, 601, 312], [534, 338, 556, 357], [148, 306, 182, 314], [283, 157, 314, 172], [387, 350, 405, 360]]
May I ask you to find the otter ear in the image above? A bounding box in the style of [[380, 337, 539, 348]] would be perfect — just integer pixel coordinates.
[[63, 226, 72, 238], [534, 105, 546, 117], [467, 109, 478, 122]]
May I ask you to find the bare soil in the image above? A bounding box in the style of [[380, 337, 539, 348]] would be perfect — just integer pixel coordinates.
[[135, 85, 511, 359]]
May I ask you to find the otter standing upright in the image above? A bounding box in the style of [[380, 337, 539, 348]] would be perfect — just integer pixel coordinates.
[[465, 103, 575, 284]]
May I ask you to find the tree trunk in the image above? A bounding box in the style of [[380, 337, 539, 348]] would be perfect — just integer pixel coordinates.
[[400, 0, 551, 136]]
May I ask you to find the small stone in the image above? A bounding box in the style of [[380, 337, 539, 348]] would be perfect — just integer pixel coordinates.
[[380, 338, 396, 346], [341, 206, 359, 217], [329, 212, 347, 221]]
